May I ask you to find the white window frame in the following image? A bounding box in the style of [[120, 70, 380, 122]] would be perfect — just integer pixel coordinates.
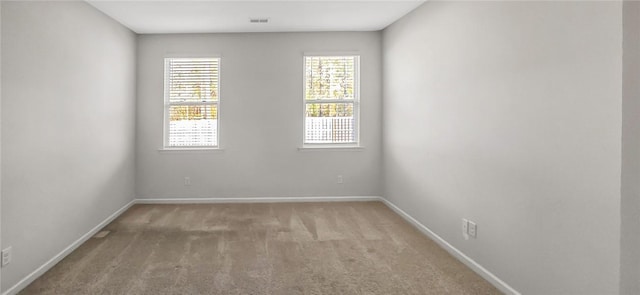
[[163, 57, 221, 150], [302, 54, 361, 147]]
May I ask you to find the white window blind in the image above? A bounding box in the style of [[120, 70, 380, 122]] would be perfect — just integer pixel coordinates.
[[164, 58, 220, 148], [304, 55, 359, 145]]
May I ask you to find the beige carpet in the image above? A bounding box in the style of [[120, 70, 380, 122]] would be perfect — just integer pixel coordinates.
[[21, 202, 501, 294]]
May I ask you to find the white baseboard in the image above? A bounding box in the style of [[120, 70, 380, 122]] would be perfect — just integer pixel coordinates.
[[135, 196, 382, 204], [2, 199, 136, 295], [379, 198, 520, 295]]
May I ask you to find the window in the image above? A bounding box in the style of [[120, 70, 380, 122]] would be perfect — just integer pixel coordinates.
[[304, 55, 359, 146], [164, 57, 220, 148]]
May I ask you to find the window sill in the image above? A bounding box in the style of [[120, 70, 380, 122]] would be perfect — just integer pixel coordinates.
[[298, 146, 364, 152], [158, 147, 224, 153]]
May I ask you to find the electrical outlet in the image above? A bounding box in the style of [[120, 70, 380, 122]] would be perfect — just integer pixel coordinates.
[[184, 177, 191, 186], [462, 219, 469, 240], [337, 175, 344, 184], [468, 221, 477, 238], [2, 247, 12, 267]]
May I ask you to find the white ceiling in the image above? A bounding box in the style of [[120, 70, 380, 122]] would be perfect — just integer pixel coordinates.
[[86, 1, 425, 34]]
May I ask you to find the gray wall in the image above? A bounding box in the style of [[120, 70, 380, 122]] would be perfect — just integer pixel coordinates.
[[1, 1, 136, 291], [382, 2, 622, 294], [621, 1, 640, 294], [0, 2, 3, 290], [136, 32, 382, 199]]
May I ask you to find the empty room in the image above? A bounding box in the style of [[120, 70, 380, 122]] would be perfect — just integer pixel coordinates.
[[1, 0, 640, 294]]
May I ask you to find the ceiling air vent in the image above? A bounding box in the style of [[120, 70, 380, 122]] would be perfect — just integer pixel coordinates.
[[249, 18, 269, 23]]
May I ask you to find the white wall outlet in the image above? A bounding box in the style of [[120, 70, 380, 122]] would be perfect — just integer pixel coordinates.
[[462, 219, 469, 240], [2, 247, 12, 267], [468, 221, 477, 238], [184, 177, 191, 186], [337, 175, 344, 184]]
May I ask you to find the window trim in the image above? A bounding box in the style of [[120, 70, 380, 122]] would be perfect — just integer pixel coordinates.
[[163, 56, 222, 149], [302, 54, 361, 148]]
